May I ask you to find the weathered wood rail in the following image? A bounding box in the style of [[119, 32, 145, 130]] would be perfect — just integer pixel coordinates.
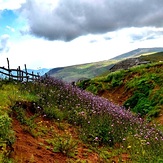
[[0, 58, 40, 82]]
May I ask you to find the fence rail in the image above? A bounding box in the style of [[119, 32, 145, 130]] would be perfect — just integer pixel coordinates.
[[0, 58, 40, 82]]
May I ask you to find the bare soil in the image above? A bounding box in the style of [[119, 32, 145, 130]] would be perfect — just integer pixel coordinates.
[[10, 103, 101, 163]]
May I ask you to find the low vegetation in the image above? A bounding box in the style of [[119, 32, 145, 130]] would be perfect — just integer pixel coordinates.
[[47, 60, 116, 82], [77, 61, 163, 120], [0, 70, 163, 162]]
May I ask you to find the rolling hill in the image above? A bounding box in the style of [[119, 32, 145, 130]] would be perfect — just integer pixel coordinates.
[[111, 47, 163, 60], [76, 52, 163, 121], [46, 47, 163, 82]]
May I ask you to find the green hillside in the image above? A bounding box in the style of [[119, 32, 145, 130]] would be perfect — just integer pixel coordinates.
[[0, 52, 163, 162], [46, 48, 163, 83], [0, 74, 163, 162], [77, 52, 163, 121], [47, 60, 116, 83]]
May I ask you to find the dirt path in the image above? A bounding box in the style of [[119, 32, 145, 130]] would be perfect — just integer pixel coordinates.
[[11, 113, 100, 163], [11, 118, 66, 163]]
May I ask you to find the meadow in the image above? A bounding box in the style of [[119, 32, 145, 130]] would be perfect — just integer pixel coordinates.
[[0, 67, 163, 162], [77, 62, 163, 120]]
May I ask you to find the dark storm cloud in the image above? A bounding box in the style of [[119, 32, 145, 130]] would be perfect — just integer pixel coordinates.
[[20, 0, 163, 41]]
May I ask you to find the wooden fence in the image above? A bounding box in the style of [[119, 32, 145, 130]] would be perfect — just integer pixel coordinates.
[[0, 58, 40, 82]]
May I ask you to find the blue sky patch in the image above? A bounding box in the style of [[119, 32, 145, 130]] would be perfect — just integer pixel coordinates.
[[0, 9, 18, 35]]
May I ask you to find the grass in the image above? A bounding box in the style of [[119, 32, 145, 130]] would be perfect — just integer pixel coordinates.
[[124, 63, 163, 119], [0, 71, 163, 162], [46, 133, 78, 157], [49, 60, 117, 82], [78, 62, 163, 120], [139, 51, 163, 62], [0, 112, 15, 162]]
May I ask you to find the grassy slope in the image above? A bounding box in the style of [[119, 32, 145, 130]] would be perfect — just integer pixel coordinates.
[[0, 52, 163, 162], [0, 80, 101, 163], [77, 52, 163, 120], [0, 79, 162, 162], [47, 48, 163, 83], [47, 60, 116, 83]]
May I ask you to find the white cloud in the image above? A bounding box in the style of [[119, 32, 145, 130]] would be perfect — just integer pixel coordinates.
[[6, 26, 15, 32], [0, 0, 26, 10], [0, 26, 163, 70]]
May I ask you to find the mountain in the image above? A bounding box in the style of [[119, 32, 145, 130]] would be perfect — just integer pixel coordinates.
[[26, 68, 50, 76], [111, 47, 163, 60], [46, 61, 116, 83], [46, 48, 163, 83]]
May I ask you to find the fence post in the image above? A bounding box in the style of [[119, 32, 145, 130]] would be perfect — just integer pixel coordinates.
[[21, 69, 23, 82], [1, 60, 40, 82], [32, 71, 34, 81], [18, 66, 21, 81], [24, 64, 28, 82], [45, 73, 48, 78], [17, 67, 19, 81], [7, 58, 11, 80], [37, 72, 40, 80]]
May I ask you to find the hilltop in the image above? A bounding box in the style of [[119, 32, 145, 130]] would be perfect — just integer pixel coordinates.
[[110, 47, 163, 60], [46, 47, 163, 82]]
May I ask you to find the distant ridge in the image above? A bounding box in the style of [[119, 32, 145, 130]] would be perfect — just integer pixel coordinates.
[[111, 47, 163, 60], [26, 68, 50, 76], [46, 47, 163, 82], [46, 67, 64, 76]]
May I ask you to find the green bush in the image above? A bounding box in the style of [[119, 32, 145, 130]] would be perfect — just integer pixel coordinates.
[[0, 113, 15, 162], [133, 97, 153, 116], [43, 106, 65, 120], [76, 79, 90, 90], [124, 92, 145, 109], [46, 134, 78, 157], [147, 106, 161, 119], [0, 113, 15, 143], [106, 70, 125, 87], [86, 84, 100, 94]]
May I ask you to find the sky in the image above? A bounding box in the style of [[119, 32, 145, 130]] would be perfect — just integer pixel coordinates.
[[0, 0, 163, 69]]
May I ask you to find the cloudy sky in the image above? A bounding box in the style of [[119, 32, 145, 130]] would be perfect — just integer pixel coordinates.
[[0, 0, 163, 69]]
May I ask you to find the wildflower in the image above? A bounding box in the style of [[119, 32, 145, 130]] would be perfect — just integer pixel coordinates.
[[37, 106, 41, 110], [94, 137, 99, 141], [146, 142, 150, 145], [155, 137, 158, 141], [127, 146, 131, 149]]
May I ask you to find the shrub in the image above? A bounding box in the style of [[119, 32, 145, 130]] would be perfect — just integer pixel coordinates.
[[124, 92, 145, 109], [132, 97, 153, 116], [0, 113, 15, 143], [0, 113, 15, 162], [43, 106, 65, 120], [106, 70, 125, 87], [46, 134, 78, 157]]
